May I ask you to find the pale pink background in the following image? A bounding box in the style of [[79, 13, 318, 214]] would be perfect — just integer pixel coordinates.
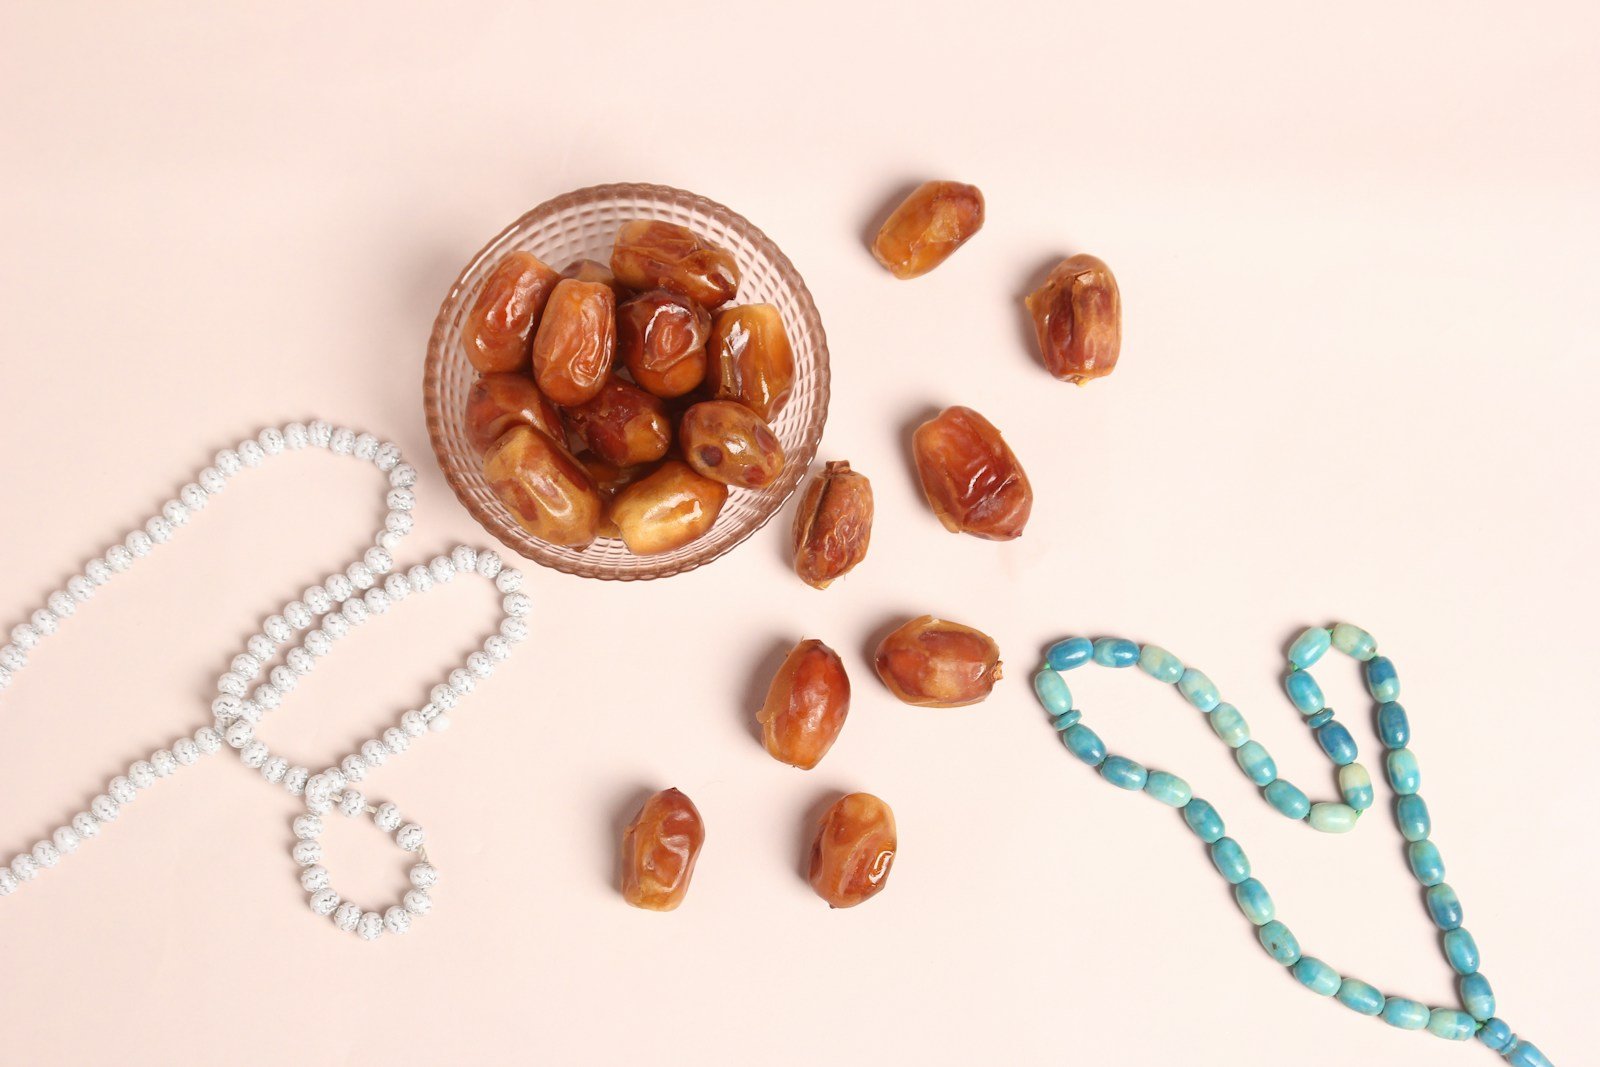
[[1, 3, 1595, 1064]]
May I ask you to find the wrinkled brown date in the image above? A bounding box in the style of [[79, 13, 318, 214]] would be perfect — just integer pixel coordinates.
[[562, 257, 622, 296], [611, 220, 741, 309], [462, 252, 563, 373], [463, 373, 564, 455], [871, 180, 985, 280], [531, 278, 616, 406], [874, 614, 1003, 708], [679, 400, 786, 489], [791, 460, 873, 589], [912, 405, 1032, 541], [616, 289, 711, 398], [1026, 253, 1122, 384], [607, 459, 728, 556], [808, 793, 896, 908], [481, 425, 604, 550], [708, 304, 795, 421], [620, 787, 705, 912], [565, 377, 672, 468], [757, 639, 850, 770]]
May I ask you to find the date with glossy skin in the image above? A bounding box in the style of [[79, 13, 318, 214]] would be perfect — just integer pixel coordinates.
[[1026, 253, 1121, 384], [791, 460, 873, 589], [620, 787, 705, 911], [871, 180, 984, 280], [463, 252, 563, 373], [912, 406, 1032, 541], [758, 639, 850, 770], [874, 615, 1002, 708], [808, 793, 896, 908], [482, 425, 604, 550], [464, 373, 564, 455], [616, 289, 711, 398], [531, 278, 616, 406], [562, 257, 623, 296], [708, 304, 795, 421], [565, 377, 672, 468], [608, 459, 728, 556], [611, 220, 741, 309], [679, 400, 786, 489]]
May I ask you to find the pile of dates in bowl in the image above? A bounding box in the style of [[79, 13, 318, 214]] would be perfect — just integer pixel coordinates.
[[424, 184, 831, 580]]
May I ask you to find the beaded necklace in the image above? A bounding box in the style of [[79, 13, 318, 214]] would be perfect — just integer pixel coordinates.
[[1032, 630, 1554, 1066], [0, 421, 532, 941]]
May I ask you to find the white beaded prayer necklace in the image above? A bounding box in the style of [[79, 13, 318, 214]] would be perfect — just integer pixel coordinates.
[[0, 419, 531, 941]]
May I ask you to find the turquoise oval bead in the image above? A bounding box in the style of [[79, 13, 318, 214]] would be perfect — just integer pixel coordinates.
[[1408, 840, 1446, 886], [1138, 644, 1183, 684], [1425, 882, 1463, 930], [1046, 637, 1093, 671], [1284, 670, 1324, 714], [1176, 667, 1220, 711], [1477, 1018, 1514, 1052], [1381, 997, 1430, 1030], [1335, 977, 1384, 1016], [1460, 972, 1496, 1021], [1209, 836, 1250, 884], [1506, 1041, 1554, 1067], [1377, 701, 1410, 748], [1208, 703, 1250, 748], [1331, 622, 1376, 660], [1365, 655, 1400, 702], [1264, 779, 1310, 820], [1182, 798, 1225, 843], [1397, 794, 1431, 841], [1427, 1008, 1475, 1041], [1091, 637, 1139, 668], [1308, 802, 1358, 833], [1257, 920, 1300, 965], [1386, 748, 1420, 794], [1143, 770, 1192, 807], [1062, 724, 1106, 767], [1338, 763, 1374, 811], [1443, 927, 1479, 974], [1316, 721, 1358, 766], [1288, 627, 1331, 668], [1100, 755, 1148, 790], [1235, 740, 1277, 786], [1291, 956, 1340, 996], [1051, 710, 1082, 731], [1233, 877, 1274, 925], [1033, 669, 1073, 716]]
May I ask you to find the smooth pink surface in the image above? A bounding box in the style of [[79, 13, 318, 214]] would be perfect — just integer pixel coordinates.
[[0, 4, 1594, 1065]]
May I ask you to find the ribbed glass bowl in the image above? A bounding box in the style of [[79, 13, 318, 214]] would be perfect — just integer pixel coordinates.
[[424, 183, 830, 580]]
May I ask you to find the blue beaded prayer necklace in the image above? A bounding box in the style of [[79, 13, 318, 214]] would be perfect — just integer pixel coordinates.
[[1031, 623, 1554, 1067]]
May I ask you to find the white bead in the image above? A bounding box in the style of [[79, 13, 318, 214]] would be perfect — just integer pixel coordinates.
[[247, 634, 276, 661], [145, 516, 173, 544], [198, 467, 226, 494], [503, 592, 532, 618], [241, 741, 268, 768], [430, 555, 456, 583], [303, 585, 332, 614], [284, 601, 312, 630], [339, 754, 367, 783], [450, 545, 477, 573], [179, 483, 208, 512], [306, 420, 332, 448], [172, 738, 200, 766], [409, 863, 438, 889], [261, 757, 287, 784], [390, 463, 417, 488], [321, 613, 350, 641], [400, 711, 427, 738], [448, 668, 475, 696], [48, 590, 76, 618], [128, 761, 156, 789], [382, 727, 409, 755], [109, 776, 136, 804], [52, 826, 80, 854], [353, 432, 379, 461], [332, 901, 361, 931], [430, 684, 458, 711], [501, 617, 529, 643], [475, 551, 502, 579], [406, 564, 433, 593], [125, 529, 153, 558], [91, 795, 119, 822], [496, 569, 523, 594], [216, 672, 248, 697], [466, 652, 493, 679], [363, 589, 390, 615], [382, 575, 411, 604], [32, 841, 60, 868], [376, 530, 404, 552], [396, 824, 425, 852], [30, 608, 58, 636], [341, 598, 368, 626], [11, 855, 39, 882], [309, 888, 340, 916], [0, 645, 24, 671], [72, 812, 99, 839], [322, 767, 347, 792], [234, 700, 263, 726], [161, 500, 188, 527], [66, 575, 95, 602], [484, 635, 511, 662], [293, 814, 323, 839], [85, 558, 113, 585], [300, 865, 330, 892], [428, 713, 451, 733], [224, 721, 253, 749], [214, 448, 241, 475], [364, 547, 393, 575], [386, 510, 414, 536], [374, 803, 403, 832], [269, 665, 297, 692], [258, 427, 285, 455], [283, 766, 309, 796], [330, 428, 356, 455], [283, 422, 309, 450], [230, 653, 261, 678], [0, 666, 10, 691], [286, 648, 314, 675], [252, 684, 281, 710], [151, 750, 176, 777], [292, 840, 322, 866], [404, 888, 432, 916], [346, 561, 375, 590], [360, 739, 389, 768], [324, 573, 354, 603], [384, 906, 412, 934], [194, 726, 222, 754], [263, 615, 292, 642], [105, 544, 134, 572], [356, 912, 384, 940], [374, 442, 402, 471], [0, 869, 16, 895], [304, 630, 332, 657], [338, 790, 365, 818], [236, 440, 265, 468]]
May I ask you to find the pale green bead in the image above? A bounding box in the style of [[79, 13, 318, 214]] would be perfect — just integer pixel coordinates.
[[1208, 703, 1250, 748], [1331, 622, 1376, 660], [1338, 763, 1374, 811], [1308, 802, 1359, 833], [1138, 644, 1184, 684]]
